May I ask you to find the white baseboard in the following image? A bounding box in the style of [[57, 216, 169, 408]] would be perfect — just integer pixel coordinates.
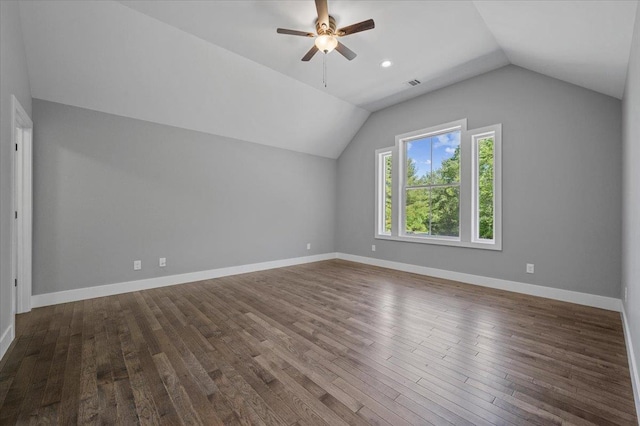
[[31, 251, 621, 313], [336, 253, 622, 312], [0, 324, 14, 362], [31, 253, 338, 308], [621, 305, 640, 419]]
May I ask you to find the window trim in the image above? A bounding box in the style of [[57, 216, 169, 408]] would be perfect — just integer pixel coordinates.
[[397, 119, 467, 243], [470, 124, 502, 249], [374, 147, 393, 238], [374, 119, 502, 251]]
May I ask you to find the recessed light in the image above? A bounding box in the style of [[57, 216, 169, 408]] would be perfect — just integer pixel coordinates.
[[380, 60, 393, 68]]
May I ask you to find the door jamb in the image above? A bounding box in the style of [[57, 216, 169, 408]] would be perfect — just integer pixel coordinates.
[[10, 95, 33, 329]]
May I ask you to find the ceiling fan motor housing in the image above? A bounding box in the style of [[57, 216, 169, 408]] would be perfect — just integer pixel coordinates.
[[316, 15, 337, 35]]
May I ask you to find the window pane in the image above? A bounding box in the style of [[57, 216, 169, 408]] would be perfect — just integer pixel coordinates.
[[431, 186, 460, 237], [384, 154, 392, 233], [405, 188, 430, 235], [431, 131, 461, 185], [405, 138, 430, 185], [477, 137, 494, 240]]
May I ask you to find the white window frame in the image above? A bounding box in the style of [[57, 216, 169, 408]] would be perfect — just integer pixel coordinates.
[[398, 119, 466, 242], [471, 124, 502, 248], [375, 147, 394, 238], [374, 119, 502, 251]]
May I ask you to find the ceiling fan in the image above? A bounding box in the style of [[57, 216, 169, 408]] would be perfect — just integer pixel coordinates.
[[276, 0, 375, 61]]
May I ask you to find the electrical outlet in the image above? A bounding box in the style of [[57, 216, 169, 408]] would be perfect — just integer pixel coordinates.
[[526, 263, 534, 274], [306, 243, 311, 250], [625, 287, 628, 302], [134, 260, 142, 271], [159, 257, 166, 267], [372, 244, 376, 252]]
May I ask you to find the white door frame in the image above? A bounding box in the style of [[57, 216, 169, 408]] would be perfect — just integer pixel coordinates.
[[11, 95, 33, 325]]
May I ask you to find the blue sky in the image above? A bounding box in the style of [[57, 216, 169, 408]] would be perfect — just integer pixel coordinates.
[[406, 131, 460, 179]]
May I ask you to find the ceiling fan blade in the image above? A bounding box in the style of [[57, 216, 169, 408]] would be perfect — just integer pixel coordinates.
[[302, 45, 319, 61], [337, 19, 375, 36], [335, 42, 357, 60], [277, 28, 315, 37], [315, 0, 329, 28]]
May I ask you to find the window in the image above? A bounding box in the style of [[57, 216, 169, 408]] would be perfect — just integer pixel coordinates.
[[375, 119, 501, 250], [375, 148, 393, 237], [403, 128, 461, 238], [472, 130, 498, 243]]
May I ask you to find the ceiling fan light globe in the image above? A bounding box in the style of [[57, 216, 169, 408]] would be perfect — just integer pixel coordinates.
[[315, 34, 338, 53]]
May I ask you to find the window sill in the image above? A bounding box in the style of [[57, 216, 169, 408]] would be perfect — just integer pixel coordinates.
[[374, 234, 502, 251]]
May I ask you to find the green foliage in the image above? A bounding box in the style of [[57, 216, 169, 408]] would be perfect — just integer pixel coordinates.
[[405, 188, 430, 233], [477, 138, 494, 240], [385, 138, 494, 240], [384, 155, 392, 233], [405, 146, 460, 237], [430, 186, 459, 236]]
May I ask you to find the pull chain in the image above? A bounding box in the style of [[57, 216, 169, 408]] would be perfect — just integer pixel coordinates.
[[323, 52, 327, 88]]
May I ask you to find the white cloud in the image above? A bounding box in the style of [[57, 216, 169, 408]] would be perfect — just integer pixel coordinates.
[[433, 131, 460, 149], [445, 147, 456, 154]]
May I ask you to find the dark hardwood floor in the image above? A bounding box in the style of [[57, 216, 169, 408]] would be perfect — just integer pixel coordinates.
[[0, 259, 637, 425]]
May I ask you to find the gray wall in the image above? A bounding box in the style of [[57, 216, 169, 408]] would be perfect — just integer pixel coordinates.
[[0, 1, 32, 347], [622, 2, 640, 402], [32, 99, 336, 295], [337, 65, 622, 298]]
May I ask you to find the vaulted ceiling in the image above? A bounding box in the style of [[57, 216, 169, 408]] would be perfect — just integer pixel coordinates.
[[18, 1, 638, 158]]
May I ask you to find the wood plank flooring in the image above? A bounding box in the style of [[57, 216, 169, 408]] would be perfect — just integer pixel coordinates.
[[0, 259, 637, 425]]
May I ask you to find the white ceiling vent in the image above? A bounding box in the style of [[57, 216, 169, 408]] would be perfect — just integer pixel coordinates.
[[406, 79, 421, 87]]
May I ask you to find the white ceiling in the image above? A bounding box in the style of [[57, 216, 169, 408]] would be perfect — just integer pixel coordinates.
[[18, 0, 369, 158], [118, 0, 510, 111], [17, 1, 638, 158], [474, 0, 638, 99]]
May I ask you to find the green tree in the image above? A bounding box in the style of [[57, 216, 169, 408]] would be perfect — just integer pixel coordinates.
[[405, 157, 429, 233], [401, 138, 493, 239], [478, 138, 494, 239], [430, 146, 460, 236], [405, 146, 460, 236], [430, 147, 460, 185], [384, 155, 392, 232]]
